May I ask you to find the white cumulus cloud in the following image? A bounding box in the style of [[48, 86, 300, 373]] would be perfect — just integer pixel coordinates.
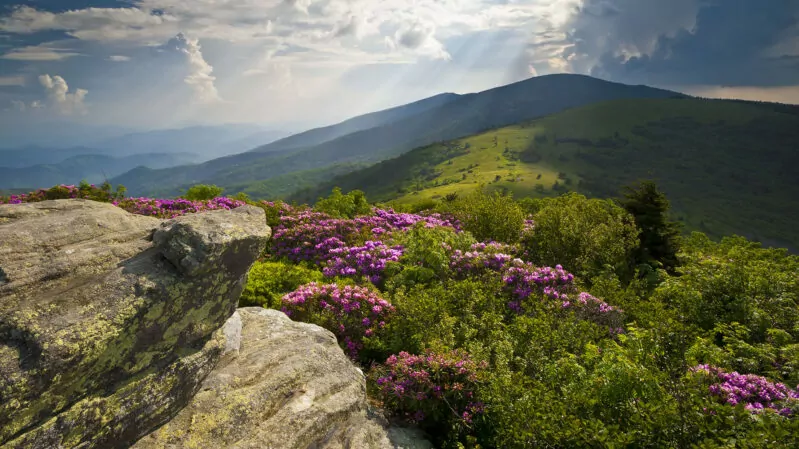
[[38, 74, 89, 115], [172, 33, 221, 103]]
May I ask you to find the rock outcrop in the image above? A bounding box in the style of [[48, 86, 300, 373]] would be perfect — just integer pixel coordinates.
[[134, 308, 433, 449], [0, 200, 270, 448]]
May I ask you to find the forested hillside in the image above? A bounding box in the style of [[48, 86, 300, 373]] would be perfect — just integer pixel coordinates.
[[295, 98, 799, 251]]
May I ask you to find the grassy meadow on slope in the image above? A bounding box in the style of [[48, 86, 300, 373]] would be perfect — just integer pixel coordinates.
[[293, 98, 799, 250]]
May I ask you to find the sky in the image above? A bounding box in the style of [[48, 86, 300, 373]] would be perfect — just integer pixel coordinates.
[[0, 0, 797, 142]]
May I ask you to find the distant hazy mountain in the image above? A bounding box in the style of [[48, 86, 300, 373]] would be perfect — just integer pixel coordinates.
[[0, 146, 109, 169], [248, 93, 461, 154], [0, 153, 197, 190], [89, 124, 289, 160], [0, 122, 136, 149], [115, 74, 682, 196], [0, 123, 289, 189]]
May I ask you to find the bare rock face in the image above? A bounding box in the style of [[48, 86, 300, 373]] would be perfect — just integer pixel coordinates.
[[0, 200, 270, 448], [134, 308, 432, 449]]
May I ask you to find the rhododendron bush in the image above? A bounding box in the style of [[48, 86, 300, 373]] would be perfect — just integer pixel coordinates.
[[370, 350, 486, 430], [281, 282, 394, 358], [2, 184, 243, 219], [6, 185, 799, 447]]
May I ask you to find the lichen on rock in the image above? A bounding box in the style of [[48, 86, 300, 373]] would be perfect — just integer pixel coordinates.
[[133, 308, 431, 449], [0, 200, 270, 448]]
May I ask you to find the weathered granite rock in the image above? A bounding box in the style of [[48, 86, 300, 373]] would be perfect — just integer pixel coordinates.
[[0, 199, 269, 448], [133, 308, 431, 449]]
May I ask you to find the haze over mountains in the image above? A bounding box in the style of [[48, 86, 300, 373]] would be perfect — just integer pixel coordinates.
[[0, 125, 288, 190]]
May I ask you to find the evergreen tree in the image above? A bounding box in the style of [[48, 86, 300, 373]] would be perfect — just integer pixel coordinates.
[[619, 181, 682, 274]]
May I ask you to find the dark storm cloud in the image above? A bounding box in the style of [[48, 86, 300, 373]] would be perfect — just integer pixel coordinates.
[[576, 0, 799, 87]]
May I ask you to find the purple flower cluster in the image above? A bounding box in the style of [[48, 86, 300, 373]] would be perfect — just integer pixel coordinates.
[[281, 282, 394, 358], [1, 185, 244, 219], [260, 200, 294, 216], [114, 196, 245, 219], [450, 242, 520, 276], [323, 240, 404, 284], [370, 208, 461, 231], [503, 263, 575, 303], [692, 365, 799, 415], [271, 218, 361, 263], [562, 292, 624, 333], [523, 218, 535, 233], [372, 350, 486, 426], [501, 264, 624, 332], [270, 208, 459, 264], [445, 242, 624, 332]]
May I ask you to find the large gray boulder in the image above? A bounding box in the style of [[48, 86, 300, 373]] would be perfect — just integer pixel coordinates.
[[134, 308, 432, 449], [0, 200, 270, 448]]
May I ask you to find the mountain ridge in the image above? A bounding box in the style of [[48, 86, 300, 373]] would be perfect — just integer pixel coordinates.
[[114, 74, 684, 196]]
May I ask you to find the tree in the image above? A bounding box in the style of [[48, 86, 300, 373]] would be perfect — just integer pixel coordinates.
[[619, 181, 682, 274], [183, 184, 224, 201], [522, 192, 639, 279]]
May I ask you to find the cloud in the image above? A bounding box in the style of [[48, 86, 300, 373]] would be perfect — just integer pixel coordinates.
[[1, 45, 81, 61], [38, 74, 88, 115], [0, 6, 180, 43], [170, 33, 221, 103], [1, 0, 797, 131], [0, 1, 552, 64], [0, 76, 25, 86], [520, 0, 799, 87], [388, 20, 451, 60]]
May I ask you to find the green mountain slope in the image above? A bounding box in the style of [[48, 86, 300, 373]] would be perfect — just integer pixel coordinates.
[[113, 74, 682, 197], [292, 98, 799, 251]]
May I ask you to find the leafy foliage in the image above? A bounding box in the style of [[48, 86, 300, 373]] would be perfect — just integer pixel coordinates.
[[239, 261, 324, 308], [437, 188, 524, 243], [246, 187, 799, 447], [520, 192, 639, 279], [182, 184, 224, 201], [314, 187, 371, 218]]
